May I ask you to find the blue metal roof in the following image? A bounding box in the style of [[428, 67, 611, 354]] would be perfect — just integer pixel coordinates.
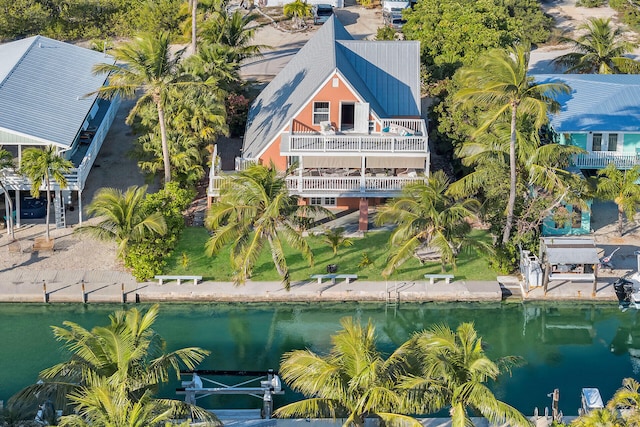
[[242, 16, 421, 158], [0, 36, 114, 148], [533, 74, 640, 133]]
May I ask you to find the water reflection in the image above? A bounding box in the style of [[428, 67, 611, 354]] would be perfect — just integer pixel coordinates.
[[0, 302, 637, 416]]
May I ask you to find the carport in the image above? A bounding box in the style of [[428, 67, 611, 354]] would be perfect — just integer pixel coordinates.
[[539, 237, 600, 297]]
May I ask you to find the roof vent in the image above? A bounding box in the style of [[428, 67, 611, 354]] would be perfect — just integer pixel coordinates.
[[39, 43, 42, 48]]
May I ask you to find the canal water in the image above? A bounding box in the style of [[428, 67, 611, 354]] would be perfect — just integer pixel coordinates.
[[1, 302, 638, 416]]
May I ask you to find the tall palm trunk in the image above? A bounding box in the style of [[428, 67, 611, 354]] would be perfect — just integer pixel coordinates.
[[191, 0, 198, 54], [267, 233, 287, 277], [502, 104, 518, 244], [0, 181, 15, 240], [155, 95, 172, 184], [45, 176, 51, 241], [618, 204, 625, 236]]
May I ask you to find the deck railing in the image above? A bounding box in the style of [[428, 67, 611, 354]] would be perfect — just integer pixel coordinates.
[[287, 135, 427, 153], [573, 152, 640, 169]]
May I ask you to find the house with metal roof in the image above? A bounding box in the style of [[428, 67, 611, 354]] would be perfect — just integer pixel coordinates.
[[0, 35, 120, 228], [535, 74, 640, 171], [209, 16, 429, 230]]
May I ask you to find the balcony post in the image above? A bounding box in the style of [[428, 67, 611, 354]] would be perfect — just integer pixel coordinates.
[[360, 157, 366, 192]]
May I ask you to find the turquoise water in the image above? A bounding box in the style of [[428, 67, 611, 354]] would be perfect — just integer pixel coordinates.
[[0, 302, 638, 416]]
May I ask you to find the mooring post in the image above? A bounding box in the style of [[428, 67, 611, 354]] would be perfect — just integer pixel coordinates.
[[81, 280, 86, 303], [121, 283, 125, 304], [42, 280, 48, 303]]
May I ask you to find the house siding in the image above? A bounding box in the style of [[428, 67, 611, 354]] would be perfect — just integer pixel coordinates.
[[561, 133, 587, 150], [259, 135, 288, 170]]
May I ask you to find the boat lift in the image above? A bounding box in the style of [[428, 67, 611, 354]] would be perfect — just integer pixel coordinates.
[[177, 369, 284, 419]]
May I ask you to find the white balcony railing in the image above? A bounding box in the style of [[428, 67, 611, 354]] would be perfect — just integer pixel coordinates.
[[287, 135, 427, 153], [574, 152, 640, 169], [208, 175, 425, 198]]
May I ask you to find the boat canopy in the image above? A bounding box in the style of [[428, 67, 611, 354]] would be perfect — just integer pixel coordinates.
[[582, 388, 604, 411]]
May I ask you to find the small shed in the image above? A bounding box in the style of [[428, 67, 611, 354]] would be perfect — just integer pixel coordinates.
[[539, 237, 600, 296]]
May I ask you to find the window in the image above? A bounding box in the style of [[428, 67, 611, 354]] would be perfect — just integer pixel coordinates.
[[313, 102, 329, 125], [592, 133, 602, 151], [608, 134, 618, 151], [309, 197, 336, 206], [572, 206, 582, 229]]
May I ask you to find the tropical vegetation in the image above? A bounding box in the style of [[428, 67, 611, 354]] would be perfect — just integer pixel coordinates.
[[276, 317, 422, 427], [74, 185, 167, 259], [276, 317, 531, 427], [376, 170, 488, 275], [205, 163, 326, 289], [454, 44, 571, 245], [283, 0, 312, 29], [552, 17, 640, 74], [15, 304, 217, 426], [595, 164, 640, 236], [19, 146, 73, 242], [320, 227, 353, 256]]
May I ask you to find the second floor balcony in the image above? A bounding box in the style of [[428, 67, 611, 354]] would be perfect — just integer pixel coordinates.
[[573, 151, 640, 170], [281, 118, 428, 155]]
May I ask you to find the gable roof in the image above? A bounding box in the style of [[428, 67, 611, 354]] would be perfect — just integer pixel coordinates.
[[242, 16, 421, 158], [0, 35, 113, 148], [534, 74, 640, 133]]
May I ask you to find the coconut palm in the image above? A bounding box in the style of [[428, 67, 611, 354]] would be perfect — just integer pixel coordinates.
[[205, 163, 322, 290], [401, 323, 531, 427], [455, 43, 570, 244], [320, 227, 353, 256], [92, 33, 208, 185], [275, 316, 422, 427], [608, 378, 640, 426], [74, 185, 167, 259], [552, 18, 640, 74], [0, 148, 17, 240], [573, 408, 624, 427], [596, 164, 640, 236], [376, 170, 489, 276], [283, 0, 312, 29], [20, 146, 73, 242]]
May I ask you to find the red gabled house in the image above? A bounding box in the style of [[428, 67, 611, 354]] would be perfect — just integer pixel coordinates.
[[209, 16, 429, 230]]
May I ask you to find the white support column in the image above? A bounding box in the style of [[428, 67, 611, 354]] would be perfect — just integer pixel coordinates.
[[78, 190, 83, 224], [4, 195, 9, 236], [15, 189, 20, 229], [360, 156, 366, 192]]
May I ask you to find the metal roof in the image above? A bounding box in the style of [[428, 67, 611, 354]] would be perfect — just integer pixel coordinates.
[[533, 74, 640, 133], [242, 16, 421, 159], [0, 36, 114, 148], [541, 237, 600, 264]]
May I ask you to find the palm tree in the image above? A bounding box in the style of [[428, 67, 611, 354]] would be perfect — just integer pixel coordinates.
[[20, 146, 73, 242], [320, 227, 353, 256], [190, 0, 199, 54], [92, 33, 203, 185], [74, 185, 167, 259], [400, 323, 531, 427], [205, 163, 321, 290], [573, 408, 624, 427], [608, 378, 640, 426], [275, 317, 422, 427], [24, 304, 216, 425], [596, 164, 640, 236], [375, 170, 489, 276], [0, 149, 17, 240], [200, 4, 265, 61], [283, 0, 312, 29], [552, 18, 640, 74], [455, 43, 570, 244]]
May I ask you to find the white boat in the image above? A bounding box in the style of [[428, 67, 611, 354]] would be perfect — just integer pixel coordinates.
[[581, 388, 604, 414]]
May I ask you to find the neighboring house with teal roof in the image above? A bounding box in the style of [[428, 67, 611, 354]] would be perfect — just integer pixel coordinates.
[[208, 16, 429, 231], [0, 35, 120, 228], [535, 74, 640, 170]]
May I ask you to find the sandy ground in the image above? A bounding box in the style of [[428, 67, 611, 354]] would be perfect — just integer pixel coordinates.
[[2, 1, 640, 279]]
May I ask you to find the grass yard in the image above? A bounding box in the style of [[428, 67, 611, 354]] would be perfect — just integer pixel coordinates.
[[164, 227, 499, 282]]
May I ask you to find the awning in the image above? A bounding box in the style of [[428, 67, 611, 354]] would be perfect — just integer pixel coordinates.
[[541, 237, 600, 264], [303, 156, 361, 168], [366, 157, 426, 168]]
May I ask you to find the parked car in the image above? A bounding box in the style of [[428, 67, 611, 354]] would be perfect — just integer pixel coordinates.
[[313, 4, 333, 25], [382, 9, 406, 29]]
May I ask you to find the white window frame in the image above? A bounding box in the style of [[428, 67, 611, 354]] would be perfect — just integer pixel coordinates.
[[313, 102, 330, 125], [309, 197, 336, 206], [590, 132, 622, 152]]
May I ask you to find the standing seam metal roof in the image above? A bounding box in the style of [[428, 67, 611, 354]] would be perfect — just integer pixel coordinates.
[[0, 36, 114, 148], [242, 16, 421, 158], [533, 74, 640, 132]]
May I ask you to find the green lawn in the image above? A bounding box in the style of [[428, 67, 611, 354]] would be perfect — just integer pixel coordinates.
[[164, 228, 499, 282]]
